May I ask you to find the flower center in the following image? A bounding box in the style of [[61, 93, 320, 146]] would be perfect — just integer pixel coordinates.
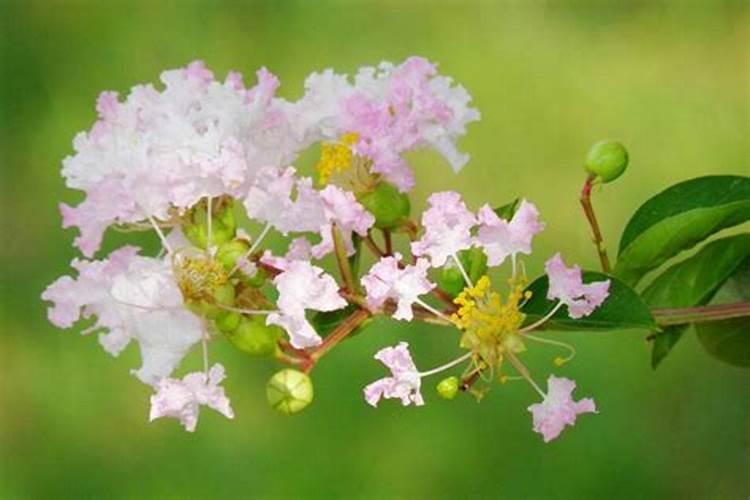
[[175, 256, 229, 302], [316, 132, 359, 185], [452, 275, 531, 364]]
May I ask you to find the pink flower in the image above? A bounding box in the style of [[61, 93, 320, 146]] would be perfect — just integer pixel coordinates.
[[475, 200, 545, 267], [411, 191, 477, 266], [42, 248, 204, 385], [149, 364, 234, 432], [293, 57, 480, 191], [243, 167, 326, 235], [42, 245, 139, 329], [364, 342, 424, 407], [528, 376, 597, 443], [312, 185, 375, 259], [61, 61, 302, 256], [267, 261, 347, 348], [260, 237, 313, 271], [361, 254, 434, 321], [545, 253, 611, 319]]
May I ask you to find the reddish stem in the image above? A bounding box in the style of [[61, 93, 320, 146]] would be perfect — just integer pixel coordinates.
[[580, 175, 612, 273]]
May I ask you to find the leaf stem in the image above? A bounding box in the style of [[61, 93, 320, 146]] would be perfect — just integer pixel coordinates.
[[307, 308, 371, 368], [332, 224, 356, 292], [652, 301, 750, 326], [580, 174, 611, 273]]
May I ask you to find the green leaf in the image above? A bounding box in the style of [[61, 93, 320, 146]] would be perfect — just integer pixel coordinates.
[[695, 258, 750, 367], [651, 326, 686, 369], [615, 175, 750, 286], [311, 304, 362, 338], [641, 234, 750, 308], [641, 234, 750, 367], [493, 198, 520, 220], [696, 318, 750, 367], [522, 271, 655, 331]]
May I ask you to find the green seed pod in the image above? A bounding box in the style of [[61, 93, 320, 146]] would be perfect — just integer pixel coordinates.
[[216, 239, 250, 272], [215, 311, 242, 333], [437, 376, 459, 400], [436, 247, 488, 297], [212, 282, 236, 307], [226, 315, 281, 356], [584, 140, 629, 183], [357, 181, 411, 229], [184, 199, 237, 249], [266, 369, 314, 415]]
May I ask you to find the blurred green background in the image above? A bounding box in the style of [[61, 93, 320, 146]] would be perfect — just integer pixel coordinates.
[[1, 1, 749, 498]]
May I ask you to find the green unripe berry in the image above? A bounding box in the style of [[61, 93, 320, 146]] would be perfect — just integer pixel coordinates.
[[215, 311, 242, 333], [267, 369, 314, 415], [437, 376, 460, 400], [212, 283, 236, 307], [584, 140, 629, 183], [226, 316, 281, 356], [357, 181, 411, 229], [216, 239, 250, 272], [184, 199, 237, 249]]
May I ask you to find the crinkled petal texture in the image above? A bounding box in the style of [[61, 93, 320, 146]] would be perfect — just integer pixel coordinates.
[[311, 185, 375, 259], [545, 253, 611, 319], [411, 191, 476, 266], [364, 342, 424, 407], [149, 363, 234, 432], [42, 248, 203, 385], [260, 237, 313, 272], [62, 60, 301, 257], [361, 253, 434, 320], [476, 200, 545, 267], [243, 166, 326, 235], [528, 376, 597, 443], [267, 261, 347, 348], [292, 56, 480, 191]]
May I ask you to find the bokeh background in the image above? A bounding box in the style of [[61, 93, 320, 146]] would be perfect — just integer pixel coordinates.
[[1, 1, 749, 498]]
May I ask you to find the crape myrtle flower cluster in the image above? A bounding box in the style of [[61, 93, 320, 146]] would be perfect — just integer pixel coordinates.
[[43, 57, 609, 442]]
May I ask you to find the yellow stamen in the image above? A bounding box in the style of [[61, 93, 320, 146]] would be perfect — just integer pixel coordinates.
[[452, 275, 530, 365], [316, 132, 359, 185], [175, 256, 228, 301]]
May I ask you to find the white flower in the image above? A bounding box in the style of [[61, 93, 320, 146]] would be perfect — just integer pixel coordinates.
[[149, 363, 234, 432], [364, 342, 424, 407], [266, 261, 347, 348]]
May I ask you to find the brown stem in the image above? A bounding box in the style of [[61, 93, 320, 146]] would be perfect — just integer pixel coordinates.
[[580, 175, 611, 273], [652, 301, 750, 326], [364, 232, 385, 258], [383, 229, 393, 256], [332, 224, 356, 292], [305, 308, 371, 371]]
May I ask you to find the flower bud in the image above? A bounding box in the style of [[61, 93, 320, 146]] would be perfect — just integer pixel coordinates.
[[214, 311, 241, 333], [436, 247, 488, 297], [226, 315, 281, 356], [216, 239, 250, 272], [436, 376, 460, 400], [357, 181, 410, 229], [584, 140, 628, 183], [266, 369, 314, 415], [184, 198, 237, 249]]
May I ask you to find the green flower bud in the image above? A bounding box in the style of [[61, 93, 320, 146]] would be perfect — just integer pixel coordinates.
[[584, 140, 629, 183], [216, 239, 250, 272], [215, 311, 241, 333], [226, 315, 281, 356], [436, 376, 460, 400], [357, 181, 411, 229], [436, 247, 488, 297], [184, 199, 237, 249], [212, 283, 236, 307], [266, 369, 314, 415]]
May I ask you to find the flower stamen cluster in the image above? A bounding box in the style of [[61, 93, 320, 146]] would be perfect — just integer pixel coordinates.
[[43, 56, 610, 442]]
